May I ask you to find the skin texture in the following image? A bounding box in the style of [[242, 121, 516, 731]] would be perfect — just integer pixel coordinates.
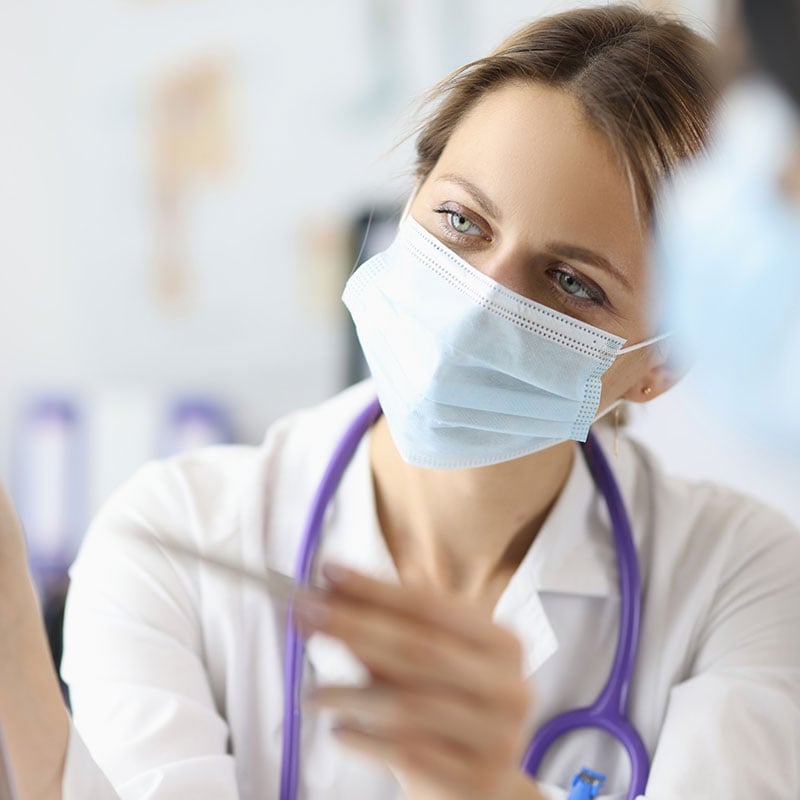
[[297, 82, 679, 799]]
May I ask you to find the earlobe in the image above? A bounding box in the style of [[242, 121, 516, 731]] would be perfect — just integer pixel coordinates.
[[623, 362, 683, 403], [622, 382, 658, 404]]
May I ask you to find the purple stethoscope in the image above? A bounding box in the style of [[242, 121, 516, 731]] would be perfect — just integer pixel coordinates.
[[280, 397, 650, 800]]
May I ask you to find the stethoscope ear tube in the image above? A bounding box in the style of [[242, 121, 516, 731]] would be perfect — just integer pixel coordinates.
[[280, 398, 383, 800], [522, 431, 650, 800]]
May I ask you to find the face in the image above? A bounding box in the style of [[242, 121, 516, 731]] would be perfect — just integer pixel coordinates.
[[408, 81, 673, 411]]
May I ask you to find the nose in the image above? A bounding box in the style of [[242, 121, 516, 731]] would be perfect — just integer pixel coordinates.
[[470, 244, 537, 301]]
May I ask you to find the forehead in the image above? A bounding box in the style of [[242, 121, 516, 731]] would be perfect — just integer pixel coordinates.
[[429, 81, 648, 278]]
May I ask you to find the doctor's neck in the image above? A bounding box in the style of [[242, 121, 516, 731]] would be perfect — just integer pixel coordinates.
[[369, 416, 575, 607], [366, 5, 715, 606]]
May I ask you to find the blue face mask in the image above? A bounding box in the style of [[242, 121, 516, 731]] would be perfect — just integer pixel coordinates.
[[343, 216, 665, 469], [655, 79, 800, 456]]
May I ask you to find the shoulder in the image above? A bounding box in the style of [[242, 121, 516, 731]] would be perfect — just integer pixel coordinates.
[[75, 380, 378, 564], [259, 379, 377, 461], [606, 432, 800, 681], [96, 381, 374, 519], [252, 379, 377, 505], [629, 431, 796, 535], [86, 444, 259, 541], [616, 429, 800, 592]]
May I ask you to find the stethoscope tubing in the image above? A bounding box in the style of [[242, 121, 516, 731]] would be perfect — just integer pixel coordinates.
[[280, 398, 649, 800], [280, 397, 382, 800], [522, 432, 649, 799]]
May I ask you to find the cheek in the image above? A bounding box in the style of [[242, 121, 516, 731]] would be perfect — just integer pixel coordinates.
[[598, 353, 650, 408]]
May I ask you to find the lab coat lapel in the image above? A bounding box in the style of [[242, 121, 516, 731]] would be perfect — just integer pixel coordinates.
[[493, 432, 620, 678]]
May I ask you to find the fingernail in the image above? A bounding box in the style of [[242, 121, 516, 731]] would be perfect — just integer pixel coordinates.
[[322, 563, 349, 584]]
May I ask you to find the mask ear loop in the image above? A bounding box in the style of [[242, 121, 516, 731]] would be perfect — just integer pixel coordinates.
[[400, 179, 421, 224], [616, 331, 673, 355], [604, 332, 672, 456]]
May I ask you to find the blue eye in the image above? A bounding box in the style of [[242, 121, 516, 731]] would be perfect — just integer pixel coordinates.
[[448, 211, 478, 235], [433, 206, 487, 239], [548, 267, 606, 307], [556, 270, 593, 299]]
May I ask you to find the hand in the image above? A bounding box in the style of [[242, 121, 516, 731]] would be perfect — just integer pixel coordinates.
[[0, 483, 70, 800], [295, 565, 540, 800], [0, 484, 37, 623], [0, 484, 26, 560]]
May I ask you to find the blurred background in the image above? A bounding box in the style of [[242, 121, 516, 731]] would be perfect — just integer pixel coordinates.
[[1, 0, 797, 678]]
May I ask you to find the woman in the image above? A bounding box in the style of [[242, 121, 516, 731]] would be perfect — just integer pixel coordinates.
[[1, 5, 799, 799]]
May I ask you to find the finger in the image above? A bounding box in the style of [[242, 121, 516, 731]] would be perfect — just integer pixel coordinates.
[[0, 483, 30, 567], [321, 564, 516, 652], [0, 484, 21, 530], [294, 593, 524, 706], [331, 721, 512, 800], [306, 683, 527, 760]]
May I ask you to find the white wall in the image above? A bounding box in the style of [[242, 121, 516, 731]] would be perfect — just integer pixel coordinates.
[[0, 0, 648, 497], [2, 0, 615, 444], [9, 0, 792, 562]]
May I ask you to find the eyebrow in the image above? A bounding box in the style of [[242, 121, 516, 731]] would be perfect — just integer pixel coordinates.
[[545, 241, 633, 291], [434, 172, 632, 292], [434, 173, 503, 221]]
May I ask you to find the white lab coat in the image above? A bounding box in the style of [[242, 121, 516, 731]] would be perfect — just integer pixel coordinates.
[[60, 379, 800, 799]]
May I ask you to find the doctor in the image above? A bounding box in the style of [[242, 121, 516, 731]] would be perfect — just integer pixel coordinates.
[[1, 5, 800, 800]]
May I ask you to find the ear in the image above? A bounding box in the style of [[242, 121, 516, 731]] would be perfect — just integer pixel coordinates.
[[622, 341, 686, 404]]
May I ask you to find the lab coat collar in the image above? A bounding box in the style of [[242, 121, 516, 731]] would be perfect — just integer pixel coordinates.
[[527, 434, 618, 599], [492, 430, 620, 676]]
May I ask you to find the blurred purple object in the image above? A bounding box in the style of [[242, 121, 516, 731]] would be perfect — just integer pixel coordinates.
[[161, 397, 234, 455], [12, 396, 86, 588]]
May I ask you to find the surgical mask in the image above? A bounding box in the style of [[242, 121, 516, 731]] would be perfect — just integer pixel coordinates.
[[655, 78, 800, 455], [343, 216, 666, 469]]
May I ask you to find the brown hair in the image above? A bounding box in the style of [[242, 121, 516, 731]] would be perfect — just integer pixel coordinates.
[[414, 4, 717, 219]]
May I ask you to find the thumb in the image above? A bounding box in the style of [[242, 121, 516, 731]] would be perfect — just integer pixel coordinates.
[[0, 483, 30, 564]]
